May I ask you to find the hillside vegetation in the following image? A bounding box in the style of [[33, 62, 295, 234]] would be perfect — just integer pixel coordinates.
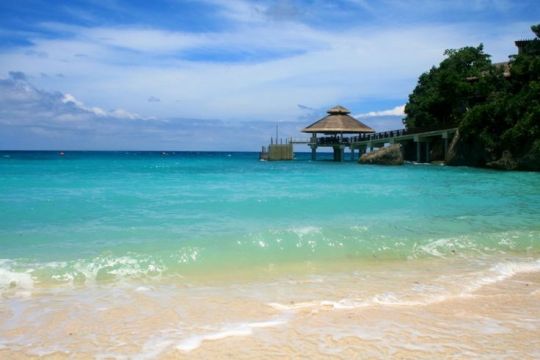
[[403, 24, 540, 170]]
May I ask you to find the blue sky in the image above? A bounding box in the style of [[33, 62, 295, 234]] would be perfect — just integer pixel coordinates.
[[0, 0, 538, 150]]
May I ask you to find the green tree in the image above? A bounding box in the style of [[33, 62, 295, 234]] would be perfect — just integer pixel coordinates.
[[404, 24, 540, 169], [460, 24, 540, 169], [404, 45, 494, 131]]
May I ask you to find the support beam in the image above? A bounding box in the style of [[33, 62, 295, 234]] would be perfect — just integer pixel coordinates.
[[310, 133, 317, 161], [414, 135, 433, 163], [359, 145, 367, 157], [332, 145, 345, 162], [399, 142, 405, 159]]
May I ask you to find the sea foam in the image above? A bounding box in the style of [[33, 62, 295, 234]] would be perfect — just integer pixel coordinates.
[[176, 317, 288, 352], [464, 259, 540, 294], [268, 259, 540, 312], [0, 260, 34, 297]]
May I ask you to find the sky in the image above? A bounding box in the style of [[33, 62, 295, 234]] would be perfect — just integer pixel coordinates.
[[0, 0, 538, 151]]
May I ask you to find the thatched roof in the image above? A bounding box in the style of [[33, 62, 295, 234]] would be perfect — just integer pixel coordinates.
[[302, 105, 375, 134], [327, 105, 350, 114]]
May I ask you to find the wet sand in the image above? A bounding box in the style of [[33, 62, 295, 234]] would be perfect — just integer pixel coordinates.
[[1, 257, 539, 359]]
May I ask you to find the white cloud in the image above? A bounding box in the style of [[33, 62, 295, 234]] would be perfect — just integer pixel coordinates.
[[1, 0, 535, 149], [202, 0, 267, 24], [0, 6, 533, 129], [61, 93, 144, 119], [0, 72, 304, 150], [356, 105, 405, 118], [86, 27, 207, 53], [0, 72, 148, 127], [0, 23, 466, 120]]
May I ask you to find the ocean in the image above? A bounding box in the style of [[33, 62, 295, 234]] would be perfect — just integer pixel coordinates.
[[1, 151, 539, 358]]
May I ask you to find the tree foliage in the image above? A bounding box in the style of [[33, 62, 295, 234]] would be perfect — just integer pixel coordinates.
[[404, 24, 540, 169], [404, 45, 494, 131], [461, 25, 540, 168]]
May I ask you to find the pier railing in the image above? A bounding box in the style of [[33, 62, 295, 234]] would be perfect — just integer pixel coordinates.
[[291, 127, 458, 146], [291, 128, 409, 145], [267, 127, 458, 162]]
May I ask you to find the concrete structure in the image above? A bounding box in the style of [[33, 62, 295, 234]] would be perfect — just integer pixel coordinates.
[[350, 128, 458, 162], [292, 128, 458, 163]]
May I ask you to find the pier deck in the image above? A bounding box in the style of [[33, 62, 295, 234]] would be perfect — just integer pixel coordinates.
[[291, 128, 458, 163]]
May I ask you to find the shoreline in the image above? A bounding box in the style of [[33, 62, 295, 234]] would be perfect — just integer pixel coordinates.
[[1, 255, 539, 358]]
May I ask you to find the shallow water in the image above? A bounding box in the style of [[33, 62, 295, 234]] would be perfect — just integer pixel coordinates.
[[1, 151, 539, 358]]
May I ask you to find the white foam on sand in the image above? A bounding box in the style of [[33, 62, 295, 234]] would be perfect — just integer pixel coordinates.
[[268, 295, 443, 312], [464, 259, 540, 294], [135, 286, 152, 292], [268, 259, 540, 313], [176, 317, 288, 352], [0, 260, 34, 297]]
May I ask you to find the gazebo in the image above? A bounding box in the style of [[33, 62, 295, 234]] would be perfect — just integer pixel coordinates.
[[302, 105, 375, 161]]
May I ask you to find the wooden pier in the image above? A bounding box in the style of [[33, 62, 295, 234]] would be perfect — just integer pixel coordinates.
[[260, 139, 293, 161], [260, 105, 457, 163], [292, 127, 458, 163]]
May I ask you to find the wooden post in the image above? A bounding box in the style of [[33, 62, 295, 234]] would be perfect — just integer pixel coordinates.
[[416, 141, 421, 162], [359, 145, 367, 157], [333, 146, 343, 162], [311, 133, 317, 161], [426, 142, 430, 163]]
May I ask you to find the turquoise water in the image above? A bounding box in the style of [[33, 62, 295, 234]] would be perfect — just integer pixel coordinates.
[[1, 151, 539, 287]]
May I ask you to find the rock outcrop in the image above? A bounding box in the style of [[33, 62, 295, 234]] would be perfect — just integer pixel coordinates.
[[446, 129, 540, 171], [516, 145, 540, 171], [486, 151, 518, 170], [359, 144, 404, 165], [446, 129, 493, 167]]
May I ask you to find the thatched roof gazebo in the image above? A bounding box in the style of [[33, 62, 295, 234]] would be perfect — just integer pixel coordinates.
[[301, 105, 374, 161], [302, 105, 374, 134], [302, 105, 375, 161]]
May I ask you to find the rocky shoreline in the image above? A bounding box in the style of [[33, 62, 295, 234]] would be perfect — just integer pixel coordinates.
[[358, 131, 539, 171], [359, 144, 404, 165], [446, 129, 540, 171]]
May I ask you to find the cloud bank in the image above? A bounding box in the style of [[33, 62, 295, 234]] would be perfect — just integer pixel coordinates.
[[0, 72, 306, 150]]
